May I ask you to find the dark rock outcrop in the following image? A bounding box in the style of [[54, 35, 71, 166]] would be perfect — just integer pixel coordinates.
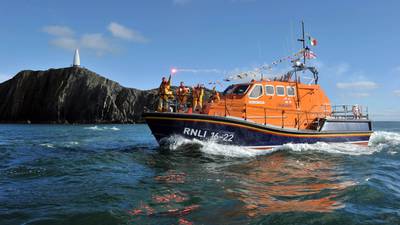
[[0, 67, 159, 123]]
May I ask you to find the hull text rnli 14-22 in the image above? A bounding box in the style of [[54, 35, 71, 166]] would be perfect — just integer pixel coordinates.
[[143, 22, 373, 150]]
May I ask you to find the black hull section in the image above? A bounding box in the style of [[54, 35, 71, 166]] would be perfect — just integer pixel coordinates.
[[143, 112, 372, 149]]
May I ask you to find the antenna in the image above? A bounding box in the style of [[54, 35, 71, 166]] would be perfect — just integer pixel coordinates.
[[297, 20, 307, 65]]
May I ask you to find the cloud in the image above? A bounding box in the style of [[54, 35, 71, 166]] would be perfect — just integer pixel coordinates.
[[107, 22, 148, 43], [43, 25, 119, 55], [173, 0, 191, 5], [50, 37, 79, 51], [336, 81, 378, 90], [394, 90, 400, 96], [350, 93, 370, 98], [81, 33, 115, 54], [42, 25, 74, 37]]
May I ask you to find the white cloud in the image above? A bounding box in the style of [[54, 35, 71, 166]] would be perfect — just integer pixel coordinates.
[[107, 22, 149, 43], [50, 37, 78, 51], [173, 0, 191, 5], [350, 93, 370, 98], [48, 34, 115, 55], [336, 81, 378, 90], [43, 25, 119, 55], [81, 33, 115, 54], [42, 25, 74, 37], [394, 90, 400, 96]]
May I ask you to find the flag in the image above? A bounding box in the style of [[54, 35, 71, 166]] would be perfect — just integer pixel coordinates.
[[308, 36, 317, 46], [305, 50, 317, 59]]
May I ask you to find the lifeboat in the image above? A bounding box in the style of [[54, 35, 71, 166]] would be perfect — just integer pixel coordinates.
[[144, 27, 373, 150]]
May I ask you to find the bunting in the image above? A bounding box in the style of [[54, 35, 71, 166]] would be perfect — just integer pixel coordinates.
[[224, 50, 307, 82]]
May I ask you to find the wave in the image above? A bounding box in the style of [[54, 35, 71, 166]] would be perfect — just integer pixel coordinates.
[[369, 131, 400, 146], [161, 131, 400, 157], [40, 143, 55, 148], [163, 135, 270, 158], [276, 142, 375, 156], [84, 126, 120, 131], [39, 141, 79, 149], [368, 131, 400, 155]]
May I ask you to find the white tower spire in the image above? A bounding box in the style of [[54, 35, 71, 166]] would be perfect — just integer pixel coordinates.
[[73, 49, 80, 67]]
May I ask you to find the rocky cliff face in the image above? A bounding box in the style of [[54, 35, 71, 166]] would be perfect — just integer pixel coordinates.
[[0, 67, 159, 123]]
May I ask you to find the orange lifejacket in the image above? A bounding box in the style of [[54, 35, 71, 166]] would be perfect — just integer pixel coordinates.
[[158, 76, 172, 98], [193, 87, 204, 99]]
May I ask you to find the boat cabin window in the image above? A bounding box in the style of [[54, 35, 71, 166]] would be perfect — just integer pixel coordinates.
[[265, 85, 274, 96], [249, 84, 263, 98], [223, 85, 235, 95], [232, 84, 250, 95], [287, 86, 295, 96], [276, 86, 285, 96]]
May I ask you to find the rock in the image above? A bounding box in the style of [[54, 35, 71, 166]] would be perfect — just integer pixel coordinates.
[[0, 67, 216, 124], [0, 67, 159, 123]]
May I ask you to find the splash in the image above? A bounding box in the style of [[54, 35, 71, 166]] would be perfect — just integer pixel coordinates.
[[275, 142, 377, 156], [39, 143, 55, 148], [162, 131, 400, 157], [84, 126, 120, 131], [163, 135, 273, 158], [369, 131, 400, 146], [368, 131, 400, 154]]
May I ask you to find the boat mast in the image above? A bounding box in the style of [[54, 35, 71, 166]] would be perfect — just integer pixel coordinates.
[[301, 21, 306, 65], [297, 20, 307, 65], [294, 21, 306, 120]]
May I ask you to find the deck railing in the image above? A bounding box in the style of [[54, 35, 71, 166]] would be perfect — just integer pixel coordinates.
[[331, 105, 369, 120], [165, 99, 368, 129]]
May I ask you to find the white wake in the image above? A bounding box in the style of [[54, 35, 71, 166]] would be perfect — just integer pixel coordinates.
[[84, 126, 120, 131], [161, 131, 400, 157]]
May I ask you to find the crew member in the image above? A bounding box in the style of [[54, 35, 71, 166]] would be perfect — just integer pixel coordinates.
[[352, 104, 361, 119], [209, 86, 220, 103], [176, 81, 189, 112], [192, 84, 204, 112], [157, 75, 172, 112]]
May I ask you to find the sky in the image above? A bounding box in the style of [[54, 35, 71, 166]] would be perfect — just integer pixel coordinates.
[[1, 0, 400, 120]]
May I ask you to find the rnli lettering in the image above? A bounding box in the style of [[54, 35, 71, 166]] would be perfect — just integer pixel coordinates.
[[182, 127, 234, 142], [183, 127, 207, 138]]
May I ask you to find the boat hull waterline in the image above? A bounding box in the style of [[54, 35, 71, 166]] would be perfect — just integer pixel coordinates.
[[144, 112, 372, 150]]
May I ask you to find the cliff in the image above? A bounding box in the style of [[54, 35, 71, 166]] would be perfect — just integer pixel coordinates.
[[0, 67, 159, 123]]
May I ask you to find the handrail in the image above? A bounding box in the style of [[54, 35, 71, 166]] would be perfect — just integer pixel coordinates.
[[331, 104, 369, 119]]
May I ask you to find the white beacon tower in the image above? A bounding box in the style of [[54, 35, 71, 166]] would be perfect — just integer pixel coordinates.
[[73, 49, 80, 67]]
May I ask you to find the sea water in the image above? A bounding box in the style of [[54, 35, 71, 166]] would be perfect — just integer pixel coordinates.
[[0, 122, 399, 225]]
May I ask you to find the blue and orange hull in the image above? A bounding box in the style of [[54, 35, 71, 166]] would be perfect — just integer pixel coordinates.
[[143, 112, 373, 150]]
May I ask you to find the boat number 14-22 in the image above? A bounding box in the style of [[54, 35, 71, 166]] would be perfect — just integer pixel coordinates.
[[183, 127, 234, 142]]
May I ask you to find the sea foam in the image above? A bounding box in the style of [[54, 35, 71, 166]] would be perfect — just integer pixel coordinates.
[[84, 126, 120, 131], [161, 131, 400, 157]]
